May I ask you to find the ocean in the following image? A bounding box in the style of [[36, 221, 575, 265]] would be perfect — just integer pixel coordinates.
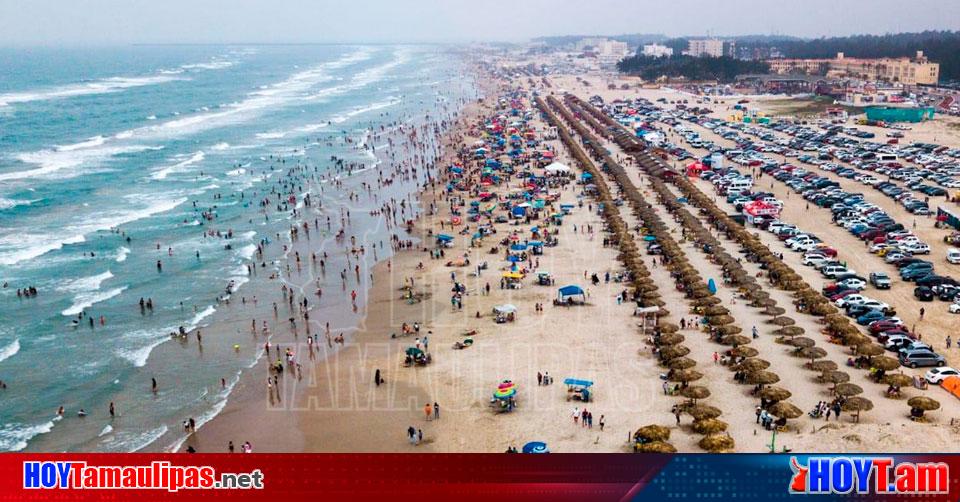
[[0, 44, 474, 452]]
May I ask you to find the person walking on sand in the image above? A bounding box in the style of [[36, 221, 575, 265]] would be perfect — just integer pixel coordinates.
[[424, 402, 432, 421], [407, 426, 416, 445], [537, 371, 543, 386], [599, 415, 605, 431], [417, 429, 423, 444], [433, 402, 440, 420], [375, 368, 382, 387], [572, 407, 580, 425], [713, 352, 719, 364]]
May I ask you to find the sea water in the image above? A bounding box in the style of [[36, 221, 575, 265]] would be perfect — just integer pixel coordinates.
[[0, 45, 474, 452]]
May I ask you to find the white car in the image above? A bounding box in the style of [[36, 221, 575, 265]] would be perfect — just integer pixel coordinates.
[[859, 299, 891, 313], [949, 303, 960, 314], [802, 254, 828, 267], [836, 294, 866, 308], [925, 367, 960, 384], [868, 243, 889, 254], [836, 278, 867, 291]]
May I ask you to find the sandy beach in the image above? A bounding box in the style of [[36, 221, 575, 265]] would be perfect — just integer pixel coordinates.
[[182, 60, 960, 454]]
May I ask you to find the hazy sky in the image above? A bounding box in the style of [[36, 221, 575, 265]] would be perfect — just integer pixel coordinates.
[[2, 0, 959, 45]]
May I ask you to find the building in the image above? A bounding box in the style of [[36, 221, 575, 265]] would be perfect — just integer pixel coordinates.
[[575, 37, 632, 67], [642, 44, 674, 58], [766, 51, 939, 85], [684, 39, 724, 58]]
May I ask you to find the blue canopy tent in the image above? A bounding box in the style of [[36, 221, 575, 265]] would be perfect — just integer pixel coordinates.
[[563, 378, 593, 402], [557, 284, 585, 303], [511, 206, 527, 218], [436, 234, 454, 247], [506, 255, 522, 263], [510, 243, 527, 252], [580, 172, 593, 182], [522, 442, 550, 454]]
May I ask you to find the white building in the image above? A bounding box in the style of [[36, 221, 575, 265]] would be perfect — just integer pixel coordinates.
[[575, 37, 632, 66], [684, 39, 724, 58], [642, 44, 674, 58]]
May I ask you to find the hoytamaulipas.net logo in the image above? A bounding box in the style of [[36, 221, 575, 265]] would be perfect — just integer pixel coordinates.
[[789, 456, 948, 495], [23, 461, 264, 492]]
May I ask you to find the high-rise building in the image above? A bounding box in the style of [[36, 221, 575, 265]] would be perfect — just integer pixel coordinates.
[[684, 39, 724, 58], [767, 51, 939, 85], [642, 44, 674, 58]]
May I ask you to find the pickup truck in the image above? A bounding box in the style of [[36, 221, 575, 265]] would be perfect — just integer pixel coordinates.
[[869, 272, 891, 289]]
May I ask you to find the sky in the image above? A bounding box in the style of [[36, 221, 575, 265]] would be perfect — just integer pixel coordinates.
[[1, 0, 959, 45]]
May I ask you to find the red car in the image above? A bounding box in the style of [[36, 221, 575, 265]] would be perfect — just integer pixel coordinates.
[[868, 319, 905, 334], [829, 289, 859, 302]]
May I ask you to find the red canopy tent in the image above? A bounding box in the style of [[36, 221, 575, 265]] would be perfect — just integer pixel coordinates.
[[742, 200, 780, 223], [686, 161, 707, 177]]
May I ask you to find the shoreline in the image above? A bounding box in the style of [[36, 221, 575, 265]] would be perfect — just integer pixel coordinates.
[[186, 65, 493, 453]]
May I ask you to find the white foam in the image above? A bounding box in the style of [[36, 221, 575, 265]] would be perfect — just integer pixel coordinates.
[[0, 194, 186, 266], [61, 286, 127, 316], [114, 329, 169, 367], [190, 306, 216, 326], [0, 145, 164, 182], [0, 338, 19, 364], [237, 244, 257, 259], [98, 424, 113, 437], [181, 61, 234, 71], [150, 151, 205, 180], [115, 246, 130, 262], [0, 75, 183, 108], [0, 420, 55, 451], [56, 135, 107, 152], [56, 270, 113, 293], [99, 424, 168, 453], [211, 142, 230, 151], [0, 198, 34, 210], [0, 234, 85, 266], [225, 168, 246, 176]]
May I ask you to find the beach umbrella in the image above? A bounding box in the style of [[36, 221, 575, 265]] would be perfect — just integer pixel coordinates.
[[843, 334, 871, 347], [658, 323, 679, 334], [808, 360, 838, 373], [669, 369, 703, 383], [856, 343, 884, 357], [745, 371, 780, 385], [708, 315, 735, 326], [733, 358, 770, 373], [635, 424, 670, 442], [835, 383, 863, 397], [871, 356, 900, 371], [698, 433, 735, 453], [763, 306, 786, 316], [659, 345, 691, 360], [717, 325, 743, 335], [692, 418, 728, 434], [680, 385, 711, 402], [823, 371, 850, 385], [635, 441, 677, 453], [787, 337, 815, 349], [688, 404, 722, 420], [908, 396, 940, 412], [720, 335, 751, 346], [883, 373, 914, 389], [657, 333, 685, 346], [799, 347, 827, 361], [757, 298, 778, 308], [769, 401, 803, 419], [693, 296, 722, 307], [703, 306, 730, 316], [666, 357, 696, 370], [841, 397, 874, 423], [729, 346, 758, 358], [775, 326, 804, 337], [770, 316, 795, 327], [759, 386, 792, 402], [522, 441, 550, 454]]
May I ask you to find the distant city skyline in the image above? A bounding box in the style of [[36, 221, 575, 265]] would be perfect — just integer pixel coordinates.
[[1, 0, 958, 46]]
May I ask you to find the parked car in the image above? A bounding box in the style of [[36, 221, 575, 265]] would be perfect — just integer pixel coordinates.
[[925, 367, 960, 384], [899, 349, 946, 368], [915, 286, 935, 301], [869, 272, 891, 289]]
